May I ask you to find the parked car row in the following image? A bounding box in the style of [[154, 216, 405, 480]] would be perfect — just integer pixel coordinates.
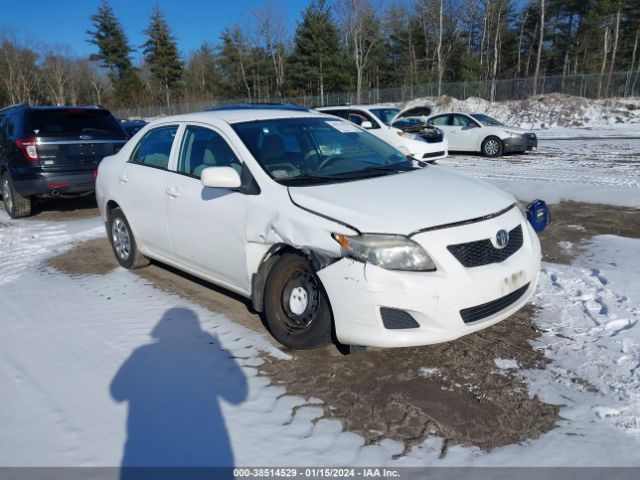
[[1, 101, 547, 352]]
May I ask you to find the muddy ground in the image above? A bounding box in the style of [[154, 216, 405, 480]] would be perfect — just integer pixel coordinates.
[[47, 200, 640, 455]]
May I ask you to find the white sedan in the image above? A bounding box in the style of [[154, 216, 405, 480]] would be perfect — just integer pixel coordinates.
[[96, 108, 542, 350], [426, 112, 538, 157], [317, 105, 448, 161]]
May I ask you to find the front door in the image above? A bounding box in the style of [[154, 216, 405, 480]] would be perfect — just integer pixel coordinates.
[[164, 124, 250, 292]]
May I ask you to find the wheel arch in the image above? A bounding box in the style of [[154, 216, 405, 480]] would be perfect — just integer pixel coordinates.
[[250, 243, 339, 313]]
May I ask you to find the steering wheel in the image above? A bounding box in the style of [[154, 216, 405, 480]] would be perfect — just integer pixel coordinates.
[[317, 155, 344, 171]]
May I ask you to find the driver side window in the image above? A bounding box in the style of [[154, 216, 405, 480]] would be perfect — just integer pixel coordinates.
[[428, 115, 450, 126], [453, 115, 475, 127]]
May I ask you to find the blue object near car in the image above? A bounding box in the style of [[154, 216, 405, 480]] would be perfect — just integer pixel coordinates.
[[527, 199, 550, 232]]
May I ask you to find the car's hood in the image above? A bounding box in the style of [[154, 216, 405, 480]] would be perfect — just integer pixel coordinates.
[[288, 167, 516, 234], [497, 125, 529, 134]]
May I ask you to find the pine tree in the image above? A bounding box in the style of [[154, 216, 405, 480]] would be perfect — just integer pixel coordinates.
[[86, 0, 132, 79], [289, 0, 349, 102], [142, 6, 183, 110]]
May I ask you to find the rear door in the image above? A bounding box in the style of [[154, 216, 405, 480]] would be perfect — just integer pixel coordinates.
[[26, 109, 126, 171], [117, 124, 181, 258]]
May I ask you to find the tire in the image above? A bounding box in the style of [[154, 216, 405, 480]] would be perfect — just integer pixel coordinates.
[[263, 253, 333, 350], [481, 136, 503, 158], [1, 172, 31, 218], [108, 207, 150, 269]]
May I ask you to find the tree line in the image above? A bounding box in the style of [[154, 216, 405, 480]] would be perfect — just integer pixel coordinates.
[[1, 0, 639, 111]]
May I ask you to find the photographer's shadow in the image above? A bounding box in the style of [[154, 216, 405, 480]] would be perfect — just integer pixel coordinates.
[[110, 308, 247, 477]]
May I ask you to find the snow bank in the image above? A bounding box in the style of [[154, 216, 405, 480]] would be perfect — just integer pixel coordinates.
[[402, 93, 640, 130]]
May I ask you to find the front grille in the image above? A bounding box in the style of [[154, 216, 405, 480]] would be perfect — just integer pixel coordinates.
[[380, 307, 420, 329], [422, 151, 445, 159], [448, 225, 523, 268], [460, 283, 530, 324]]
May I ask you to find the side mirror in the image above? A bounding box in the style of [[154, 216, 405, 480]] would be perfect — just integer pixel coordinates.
[[360, 121, 373, 129], [201, 166, 242, 189]]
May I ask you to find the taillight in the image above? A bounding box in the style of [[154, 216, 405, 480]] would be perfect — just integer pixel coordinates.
[[93, 169, 99, 181], [16, 138, 39, 162]]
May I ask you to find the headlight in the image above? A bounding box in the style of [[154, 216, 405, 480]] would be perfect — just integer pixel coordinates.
[[332, 233, 436, 271], [504, 130, 523, 137], [398, 131, 426, 142]]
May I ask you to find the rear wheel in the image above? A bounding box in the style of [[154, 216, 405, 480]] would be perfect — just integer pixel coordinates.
[[108, 207, 150, 269], [481, 136, 503, 158], [264, 253, 332, 350], [1, 172, 31, 218]]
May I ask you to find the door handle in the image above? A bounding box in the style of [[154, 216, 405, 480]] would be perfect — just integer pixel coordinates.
[[119, 174, 130, 183], [165, 187, 181, 198]]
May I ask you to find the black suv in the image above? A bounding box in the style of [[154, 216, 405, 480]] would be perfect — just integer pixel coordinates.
[[0, 104, 127, 218]]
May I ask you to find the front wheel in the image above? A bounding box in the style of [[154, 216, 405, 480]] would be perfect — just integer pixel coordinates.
[[481, 136, 503, 158], [263, 253, 333, 349], [108, 207, 150, 269], [2, 172, 31, 218]]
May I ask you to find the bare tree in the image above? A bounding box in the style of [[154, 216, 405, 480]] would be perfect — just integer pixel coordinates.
[[516, 10, 528, 76], [533, 0, 544, 95], [436, 0, 444, 95], [41, 47, 74, 105], [606, 7, 621, 94], [598, 15, 611, 97], [252, 0, 287, 99], [0, 34, 40, 105], [337, 0, 379, 103]]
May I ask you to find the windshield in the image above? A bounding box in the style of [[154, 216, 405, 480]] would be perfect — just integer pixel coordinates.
[[369, 108, 401, 126], [232, 117, 415, 186], [470, 113, 503, 126]]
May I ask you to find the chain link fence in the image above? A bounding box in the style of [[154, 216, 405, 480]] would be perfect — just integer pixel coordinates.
[[113, 71, 640, 119]]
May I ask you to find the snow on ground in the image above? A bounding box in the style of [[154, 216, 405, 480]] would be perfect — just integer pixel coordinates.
[[439, 136, 640, 208], [2, 205, 640, 467], [1, 132, 640, 467]]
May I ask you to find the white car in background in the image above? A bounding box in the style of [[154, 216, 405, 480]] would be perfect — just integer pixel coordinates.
[[317, 105, 448, 162], [426, 112, 538, 157], [96, 107, 542, 350]]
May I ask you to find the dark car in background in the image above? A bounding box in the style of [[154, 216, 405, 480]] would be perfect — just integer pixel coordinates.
[[120, 119, 147, 138], [0, 104, 127, 217]]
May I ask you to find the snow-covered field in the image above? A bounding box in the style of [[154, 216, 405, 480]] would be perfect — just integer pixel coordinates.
[[440, 136, 640, 208], [1, 133, 639, 469]]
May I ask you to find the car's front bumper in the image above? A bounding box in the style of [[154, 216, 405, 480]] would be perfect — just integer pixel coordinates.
[[405, 136, 449, 161], [503, 134, 537, 153], [317, 207, 541, 348]]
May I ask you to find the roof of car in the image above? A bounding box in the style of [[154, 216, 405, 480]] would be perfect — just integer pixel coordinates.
[[318, 104, 398, 111], [148, 109, 333, 126], [0, 103, 109, 113], [208, 103, 309, 112]]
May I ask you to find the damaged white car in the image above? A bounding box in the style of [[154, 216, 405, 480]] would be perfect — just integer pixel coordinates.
[[96, 108, 542, 350]]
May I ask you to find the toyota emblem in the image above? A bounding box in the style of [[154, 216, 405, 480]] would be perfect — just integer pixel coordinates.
[[495, 229, 509, 249]]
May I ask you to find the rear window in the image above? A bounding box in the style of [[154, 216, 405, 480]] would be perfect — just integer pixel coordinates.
[[27, 110, 126, 138]]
